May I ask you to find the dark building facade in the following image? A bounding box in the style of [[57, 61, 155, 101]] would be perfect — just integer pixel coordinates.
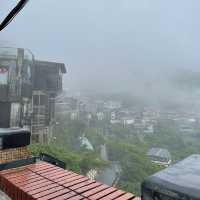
[[0, 48, 33, 129], [0, 47, 66, 144], [31, 60, 66, 143]]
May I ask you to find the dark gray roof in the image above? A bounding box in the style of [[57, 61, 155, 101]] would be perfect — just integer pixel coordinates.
[[0, 128, 29, 136], [144, 155, 200, 199], [147, 148, 171, 159], [35, 60, 66, 73]]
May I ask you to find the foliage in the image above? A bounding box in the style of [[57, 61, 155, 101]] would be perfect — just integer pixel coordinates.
[[28, 143, 82, 172], [106, 139, 161, 195], [29, 143, 108, 174], [84, 128, 105, 148], [52, 114, 86, 150], [32, 112, 200, 195]]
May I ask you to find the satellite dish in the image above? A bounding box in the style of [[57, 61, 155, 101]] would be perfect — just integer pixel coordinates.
[[0, 0, 29, 32]]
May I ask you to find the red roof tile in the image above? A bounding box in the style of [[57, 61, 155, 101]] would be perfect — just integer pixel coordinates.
[[0, 161, 137, 200]]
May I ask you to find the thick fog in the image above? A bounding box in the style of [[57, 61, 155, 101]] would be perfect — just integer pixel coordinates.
[[1, 0, 200, 107]]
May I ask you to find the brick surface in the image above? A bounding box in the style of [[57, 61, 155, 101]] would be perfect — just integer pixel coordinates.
[[0, 161, 136, 200]]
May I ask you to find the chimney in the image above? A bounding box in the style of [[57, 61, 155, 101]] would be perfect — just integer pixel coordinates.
[[0, 128, 30, 164]]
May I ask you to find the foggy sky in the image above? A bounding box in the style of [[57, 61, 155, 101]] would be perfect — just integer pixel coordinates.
[[1, 0, 200, 101]]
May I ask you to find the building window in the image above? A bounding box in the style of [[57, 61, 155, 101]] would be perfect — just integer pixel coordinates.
[[33, 95, 39, 105]]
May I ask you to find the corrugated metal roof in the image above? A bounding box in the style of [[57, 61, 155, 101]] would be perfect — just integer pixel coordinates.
[[0, 161, 136, 200]]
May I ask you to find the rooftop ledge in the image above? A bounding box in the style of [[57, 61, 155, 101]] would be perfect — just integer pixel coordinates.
[[0, 161, 137, 200]]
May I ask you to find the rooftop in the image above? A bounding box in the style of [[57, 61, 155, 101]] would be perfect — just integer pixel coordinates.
[[147, 148, 171, 159], [0, 161, 136, 200], [143, 155, 200, 199], [35, 60, 66, 73]]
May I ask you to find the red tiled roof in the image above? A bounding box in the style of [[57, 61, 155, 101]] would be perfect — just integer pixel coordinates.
[[0, 161, 137, 200]]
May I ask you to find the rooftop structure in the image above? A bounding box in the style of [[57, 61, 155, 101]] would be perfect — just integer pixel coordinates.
[[0, 47, 66, 144], [0, 48, 33, 128], [104, 101, 121, 110], [142, 154, 200, 200], [31, 60, 66, 144], [147, 148, 171, 166]]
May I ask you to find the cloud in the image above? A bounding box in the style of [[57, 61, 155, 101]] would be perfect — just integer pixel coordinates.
[[1, 0, 200, 108]]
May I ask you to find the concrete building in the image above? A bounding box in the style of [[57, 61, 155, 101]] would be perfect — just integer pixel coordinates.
[[104, 101, 121, 110], [32, 60, 66, 143], [97, 112, 104, 121], [0, 48, 33, 129], [0, 47, 66, 144]]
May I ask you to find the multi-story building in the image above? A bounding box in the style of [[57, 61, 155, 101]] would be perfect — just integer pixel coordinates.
[[32, 60, 66, 143], [0, 47, 66, 144], [0, 48, 33, 129]]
